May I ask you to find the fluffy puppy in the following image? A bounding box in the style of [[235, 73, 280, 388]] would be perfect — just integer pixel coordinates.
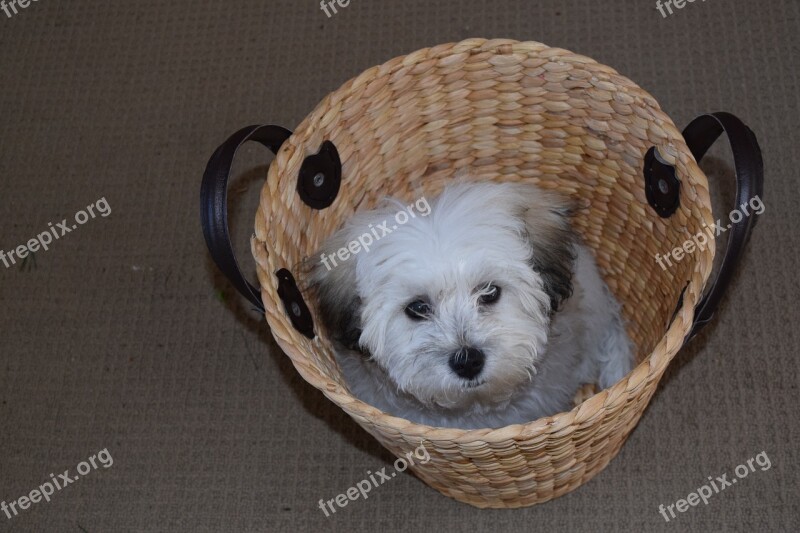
[[307, 182, 634, 429]]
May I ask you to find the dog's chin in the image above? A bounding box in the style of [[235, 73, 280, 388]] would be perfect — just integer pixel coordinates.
[[392, 362, 539, 411], [414, 380, 524, 410]]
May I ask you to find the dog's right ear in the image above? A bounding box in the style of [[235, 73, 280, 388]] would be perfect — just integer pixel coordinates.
[[304, 230, 365, 354], [514, 185, 578, 313]]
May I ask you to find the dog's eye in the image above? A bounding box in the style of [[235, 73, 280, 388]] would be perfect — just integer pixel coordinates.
[[405, 299, 432, 320], [478, 284, 501, 305]]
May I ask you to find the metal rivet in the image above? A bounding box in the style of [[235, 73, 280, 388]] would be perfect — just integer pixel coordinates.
[[658, 178, 669, 195], [313, 172, 325, 187]]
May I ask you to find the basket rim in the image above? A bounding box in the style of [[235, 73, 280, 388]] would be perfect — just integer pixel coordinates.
[[253, 38, 715, 444]]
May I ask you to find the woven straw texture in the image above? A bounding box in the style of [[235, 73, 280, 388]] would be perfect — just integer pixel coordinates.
[[252, 38, 715, 508]]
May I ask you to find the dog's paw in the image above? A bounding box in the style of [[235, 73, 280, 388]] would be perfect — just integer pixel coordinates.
[[596, 314, 635, 390], [573, 383, 598, 406]]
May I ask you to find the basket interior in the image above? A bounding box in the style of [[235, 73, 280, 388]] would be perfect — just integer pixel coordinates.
[[255, 39, 714, 407]]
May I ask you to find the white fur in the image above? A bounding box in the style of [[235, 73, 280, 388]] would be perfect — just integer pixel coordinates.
[[309, 182, 634, 429]]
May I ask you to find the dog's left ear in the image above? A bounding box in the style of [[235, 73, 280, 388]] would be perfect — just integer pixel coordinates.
[[514, 185, 578, 313], [303, 226, 367, 356]]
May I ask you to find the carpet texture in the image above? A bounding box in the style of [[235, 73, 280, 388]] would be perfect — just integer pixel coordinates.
[[0, 0, 798, 531]]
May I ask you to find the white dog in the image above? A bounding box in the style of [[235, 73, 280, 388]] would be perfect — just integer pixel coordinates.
[[308, 182, 634, 429]]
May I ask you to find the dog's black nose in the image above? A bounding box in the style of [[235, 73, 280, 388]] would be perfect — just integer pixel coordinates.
[[448, 347, 485, 380]]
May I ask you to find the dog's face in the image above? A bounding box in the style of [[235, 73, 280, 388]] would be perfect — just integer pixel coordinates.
[[310, 182, 576, 410]]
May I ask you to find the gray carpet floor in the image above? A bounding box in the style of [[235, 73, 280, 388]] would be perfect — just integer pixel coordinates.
[[1, 0, 798, 531]]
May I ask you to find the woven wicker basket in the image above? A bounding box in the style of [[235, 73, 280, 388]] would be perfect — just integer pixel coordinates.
[[201, 39, 762, 508]]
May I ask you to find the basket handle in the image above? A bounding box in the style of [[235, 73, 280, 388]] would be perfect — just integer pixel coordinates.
[[200, 125, 292, 313], [681, 112, 764, 341]]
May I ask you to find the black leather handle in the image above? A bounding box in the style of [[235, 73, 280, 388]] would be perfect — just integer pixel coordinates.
[[201, 125, 292, 313], [681, 112, 764, 341]]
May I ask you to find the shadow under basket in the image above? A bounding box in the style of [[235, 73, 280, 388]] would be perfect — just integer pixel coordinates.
[[201, 39, 763, 508]]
